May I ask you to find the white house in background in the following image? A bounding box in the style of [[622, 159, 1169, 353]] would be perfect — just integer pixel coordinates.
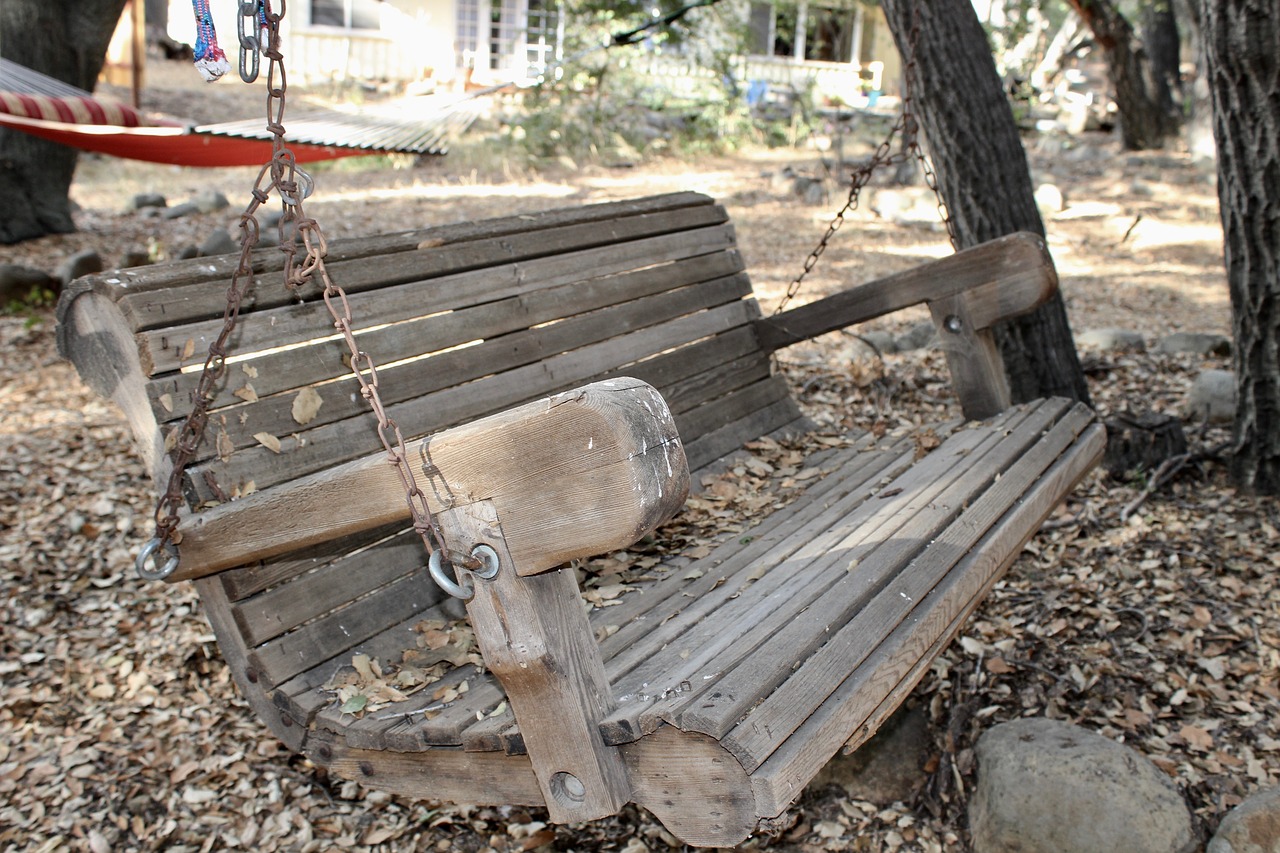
[[161, 1, 893, 99]]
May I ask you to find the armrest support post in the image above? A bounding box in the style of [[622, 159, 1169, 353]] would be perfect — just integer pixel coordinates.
[[441, 500, 631, 823]]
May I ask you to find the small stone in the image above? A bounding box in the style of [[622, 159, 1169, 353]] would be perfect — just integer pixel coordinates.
[[1208, 786, 1280, 853], [120, 248, 152, 268], [1034, 183, 1065, 216], [895, 321, 938, 352], [0, 264, 58, 304], [1185, 369, 1236, 424], [175, 245, 200, 260], [1155, 332, 1231, 356], [194, 189, 230, 214], [199, 230, 238, 257], [56, 249, 104, 286], [969, 718, 1197, 853], [127, 192, 167, 211], [795, 176, 827, 205], [162, 201, 201, 220], [1076, 328, 1146, 352], [869, 187, 942, 227], [854, 330, 898, 356]]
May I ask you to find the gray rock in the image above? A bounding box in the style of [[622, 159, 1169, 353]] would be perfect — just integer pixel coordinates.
[[127, 192, 167, 211], [259, 208, 286, 229], [868, 187, 943, 226], [970, 718, 1197, 853], [199, 229, 238, 257], [120, 248, 152, 268], [811, 703, 931, 805], [1034, 183, 1065, 216], [162, 201, 201, 221], [56, 249, 104, 285], [1185, 369, 1237, 424], [1155, 332, 1231, 356], [795, 176, 827, 205], [194, 189, 230, 214], [1077, 328, 1146, 352], [1208, 786, 1280, 853], [852, 330, 898, 356], [895, 321, 938, 352], [0, 264, 58, 304], [175, 245, 200, 260]]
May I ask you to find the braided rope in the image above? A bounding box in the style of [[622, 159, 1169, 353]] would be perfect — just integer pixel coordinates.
[[191, 0, 230, 81]]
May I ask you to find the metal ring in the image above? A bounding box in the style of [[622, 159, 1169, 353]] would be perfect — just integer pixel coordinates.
[[428, 549, 474, 600], [470, 544, 500, 580], [278, 167, 314, 206], [136, 538, 180, 582]]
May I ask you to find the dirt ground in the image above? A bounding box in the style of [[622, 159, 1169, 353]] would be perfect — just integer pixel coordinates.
[[2, 64, 1275, 853]]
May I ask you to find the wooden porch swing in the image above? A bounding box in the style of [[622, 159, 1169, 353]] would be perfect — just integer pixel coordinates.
[[56, 6, 1104, 847]]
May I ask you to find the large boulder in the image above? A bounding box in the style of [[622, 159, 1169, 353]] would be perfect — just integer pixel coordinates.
[[969, 718, 1197, 853], [1208, 786, 1280, 853], [1185, 369, 1237, 424], [1076, 328, 1146, 352], [1155, 332, 1232, 357]]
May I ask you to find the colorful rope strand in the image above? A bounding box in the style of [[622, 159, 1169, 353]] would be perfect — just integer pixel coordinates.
[[191, 0, 230, 82]]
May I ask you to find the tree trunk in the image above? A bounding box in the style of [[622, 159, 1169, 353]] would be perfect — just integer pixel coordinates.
[[0, 0, 129, 244], [1065, 0, 1181, 149], [879, 0, 1092, 408], [1179, 0, 1217, 164], [1142, 1, 1182, 119], [1198, 0, 1280, 494]]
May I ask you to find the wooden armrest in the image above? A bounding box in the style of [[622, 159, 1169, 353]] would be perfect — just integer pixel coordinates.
[[170, 378, 689, 582], [754, 232, 1057, 420]]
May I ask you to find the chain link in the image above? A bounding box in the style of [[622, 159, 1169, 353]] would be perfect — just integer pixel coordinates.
[[774, 17, 955, 315], [141, 0, 472, 586]]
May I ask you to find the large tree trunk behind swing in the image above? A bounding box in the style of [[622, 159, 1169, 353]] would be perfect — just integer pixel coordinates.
[[879, 0, 1091, 408], [0, 0, 129, 244], [1198, 0, 1280, 494]]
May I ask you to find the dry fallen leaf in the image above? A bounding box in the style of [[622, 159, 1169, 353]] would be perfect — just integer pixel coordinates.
[[253, 432, 282, 453], [292, 387, 324, 425]]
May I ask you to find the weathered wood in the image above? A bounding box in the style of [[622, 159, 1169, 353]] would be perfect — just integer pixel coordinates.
[[138, 223, 740, 377], [183, 302, 746, 503], [715, 403, 1096, 770], [750, 417, 1107, 816], [753, 232, 1057, 353], [167, 271, 751, 460], [445, 501, 631, 824], [93, 192, 721, 327], [170, 379, 688, 581], [55, 191, 1106, 849], [930, 294, 1011, 420], [149, 252, 746, 421]]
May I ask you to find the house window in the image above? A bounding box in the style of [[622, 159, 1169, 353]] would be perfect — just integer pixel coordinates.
[[311, 0, 380, 29], [525, 0, 560, 73], [489, 0, 519, 71], [457, 0, 481, 68]]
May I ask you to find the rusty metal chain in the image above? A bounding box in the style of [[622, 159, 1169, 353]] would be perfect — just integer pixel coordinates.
[[774, 17, 955, 316], [139, 0, 472, 588]]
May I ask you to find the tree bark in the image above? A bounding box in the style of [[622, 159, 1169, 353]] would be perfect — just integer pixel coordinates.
[[1065, 0, 1181, 149], [879, 0, 1092, 408], [1198, 0, 1280, 494], [0, 0, 129, 244], [1142, 1, 1182, 119]]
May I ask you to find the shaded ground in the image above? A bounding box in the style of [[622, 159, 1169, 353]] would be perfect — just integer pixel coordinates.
[[2, 64, 1275, 852]]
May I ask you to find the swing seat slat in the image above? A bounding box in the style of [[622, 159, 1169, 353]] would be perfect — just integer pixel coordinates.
[[57, 192, 1103, 847]]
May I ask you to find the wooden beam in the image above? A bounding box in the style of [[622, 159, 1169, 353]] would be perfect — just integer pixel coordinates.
[[448, 501, 631, 823], [166, 378, 689, 582], [753, 232, 1057, 354]]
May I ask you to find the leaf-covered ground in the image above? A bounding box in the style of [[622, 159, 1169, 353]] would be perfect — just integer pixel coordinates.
[[3, 73, 1276, 852]]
